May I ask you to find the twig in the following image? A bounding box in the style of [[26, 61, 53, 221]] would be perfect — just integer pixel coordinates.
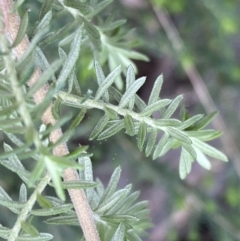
[[0, 1, 100, 241], [146, 1, 240, 177]]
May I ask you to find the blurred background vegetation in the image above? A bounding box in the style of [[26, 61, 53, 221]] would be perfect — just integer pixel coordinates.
[[1, 0, 240, 241]]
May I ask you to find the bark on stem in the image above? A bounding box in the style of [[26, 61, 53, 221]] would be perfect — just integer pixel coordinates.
[[0, 1, 100, 240]]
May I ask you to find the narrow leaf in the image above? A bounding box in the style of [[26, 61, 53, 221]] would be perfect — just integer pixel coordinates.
[[140, 99, 171, 117], [56, 27, 82, 91], [80, 16, 100, 39], [179, 114, 204, 130], [69, 108, 86, 129], [99, 167, 121, 204], [152, 133, 169, 160], [148, 75, 163, 105], [166, 127, 192, 144], [17, 233, 53, 241], [126, 65, 135, 109], [179, 148, 193, 179], [64, 0, 94, 15], [154, 118, 182, 127], [45, 215, 78, 226], [111, 223, 125, 241], [101, 214, 139, 224], [19, 184, 27, 203], [163, 95, 183, 118], [145, 128, 158, 157], [194, 148, 211, 170], [51, 97, 62, 120], [100, 20, 127, 32], [137, 122, 147, 152], [62, 180, 98, 189], [185, 130, 222, 141], [31, 204, 73, 216], [193, 111, 218, 130], [97, 120, 124, 140], [104, 106, 119, 120], [86, 0, 113, 18], [119, 77, 146, 108], [27, 59, 63, 97], [39, 0, 54, 20], [36, 194, 53, 209], [11, 9, 29, 48], [181, 143, 197, 159], [89, 114, 109, 140], [21, 221, 39, 237], [192, 138, 228, 162], [124, 114, 135, 136], [94, 60, 109, 102], [95, 66, 121, 101]]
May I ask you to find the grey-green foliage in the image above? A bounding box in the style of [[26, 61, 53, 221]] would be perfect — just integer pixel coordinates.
[[0, 0, 228, 240], [59, 61, 227, 180]]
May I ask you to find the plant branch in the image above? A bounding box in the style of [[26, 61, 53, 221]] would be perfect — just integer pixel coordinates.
[[146, 1, 240, 176], [0, 1, 100, 241]]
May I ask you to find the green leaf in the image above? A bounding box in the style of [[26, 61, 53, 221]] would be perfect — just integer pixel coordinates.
[[62, 180, 98, 189], [163, 95, 183, 118], [36, 194, 53, 209], [99, 20, 127, 32], [166, 127, 192, 144], [192, 111, 218, 130], [119, 77, 146, 108], [31, 204, 73, 216], [64, 0, 94, 15], [56, 27, 83, 91], [19, 184, 27, 203], [101, 214, 139, 224], [35, 11, 52, 34], [39, 0, 54, 20], [140, 99, 171, 117], [16, 233, 53, 241], [185, 130, 222, 141], [80, 16, 100, 39], [44, 156, 65, 201], [95, 65, 121, 101], [104, 106, 119, 120], [94, 60, 109, 102], [152, 133, 169, 160], [126, 65, 135, 109], [1, 143, 30, 183], [179, 148, 193, 179], [148, 75, 163, 105], [179, 114, 204, 130], [99, 167, 121, 203], [124, 114, 135, 136], [135, 94, 147, 111], [51, 97, 62, 120], [45, 215, 78, 226], [21, 221, 39, 237], [181, 143, 197, 159], [89, 114, 109, 140], [154, 118, 182, 127], [137, 122, 147, 152], [126, 230, 142, 241], [29, 160, 45, 187], [97, 120, 125, 140], [194, 148, 211, 170], [11, 8, 29, 48], [28, 59, 63, 97], [192, 138, 228, 162], [111, 223, 125, 241], [64, 146, 88, 161], [158, 138, 176, 157], [145, 128, 158, 157], [69, 107, 86, 129], [86, 0, 113, 18], [97, 189, 130, 214]]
